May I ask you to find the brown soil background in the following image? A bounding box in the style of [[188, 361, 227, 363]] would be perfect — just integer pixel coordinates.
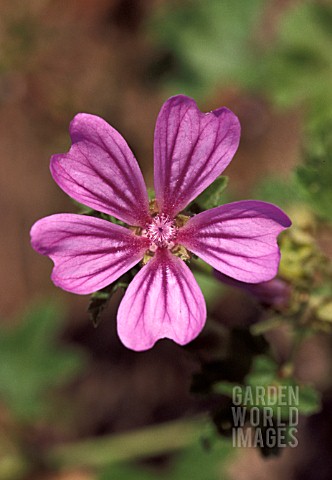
[[2, 2, 328, 480]]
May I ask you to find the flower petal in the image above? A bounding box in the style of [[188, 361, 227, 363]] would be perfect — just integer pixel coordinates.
[[30, 214, 150, 294], [177, 201, 291, 283], [117, 249, 206, 351], [153, 95, 240, 216], [51, 114, 150, 226]]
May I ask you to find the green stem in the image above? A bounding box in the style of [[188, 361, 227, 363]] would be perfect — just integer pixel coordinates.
[[46, 416, 205, 470]]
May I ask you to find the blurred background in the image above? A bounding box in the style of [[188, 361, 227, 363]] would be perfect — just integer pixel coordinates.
[[1, 0, 332, 479]]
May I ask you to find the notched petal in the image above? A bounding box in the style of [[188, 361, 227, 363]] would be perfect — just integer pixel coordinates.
[[51, 113, 150, 227], [177, 200, 291, 284], [30, 214, 149, 294], [154, 95, 240, 216], [117, 249, 206, 351]]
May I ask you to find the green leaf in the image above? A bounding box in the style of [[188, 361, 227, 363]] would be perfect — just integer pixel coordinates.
[[149, 0, 265, 97], [99, 464, 157, 480], [295, 121, 332, 223], [261, 2, 332, 109], [244, 355, 321, 417], [88, 283, 128, 328], [193, 269, 224, 306], [245, 355, 278, 387], [88, 291, 112, 328], [213, 381, 239, 397], [297, 384, 321, 416], [88, 270, 137, 327], [193, 176, 228, 211], [75, 202, 127, 226], [149, 0, 332, 124], [170, 440, 233, 480], [0, 303, 85, 421]]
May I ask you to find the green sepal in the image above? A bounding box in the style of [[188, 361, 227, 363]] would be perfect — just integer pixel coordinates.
[[189, 176, 228, 212], [88, 269, 138, 327]]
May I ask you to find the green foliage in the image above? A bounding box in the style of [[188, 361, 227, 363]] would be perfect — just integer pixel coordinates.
[[76, 202, 127, 226], [193, 176, 229, 211], [255, 156, 332, 227], [192, 257, 226, 308], [245, 355, 321, 417], [0, 303, 85, 421], [99, 465, 157, 480], [297, 384, 321, 416], [150, 0, 332, 120], [258, 2, 332, 112], [216, 354, 321, 418], [149, 0, 264, 97], [274, 212, 332, 334], [88, 269, 138, 327], [245, 355, 277, 387], [278, 209, 322, 286], [99, 439, 233, 480], [88, 290, 113, 327], [295, 121, 332, 223], [193, 270, 224, 307], [253, 176, 302, 211], [88, 279, 130, 327]]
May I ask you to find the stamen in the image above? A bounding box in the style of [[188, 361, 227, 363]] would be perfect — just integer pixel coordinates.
[[144, 214, 177, 249]]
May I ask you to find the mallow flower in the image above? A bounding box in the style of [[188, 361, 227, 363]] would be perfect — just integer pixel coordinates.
[[30, 95, 291, 351]]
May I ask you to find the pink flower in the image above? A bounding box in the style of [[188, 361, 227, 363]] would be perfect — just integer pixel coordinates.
[[30, 95, 291, 351]]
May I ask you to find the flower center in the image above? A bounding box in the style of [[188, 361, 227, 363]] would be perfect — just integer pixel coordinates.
[[145, 214, 177, 249]]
